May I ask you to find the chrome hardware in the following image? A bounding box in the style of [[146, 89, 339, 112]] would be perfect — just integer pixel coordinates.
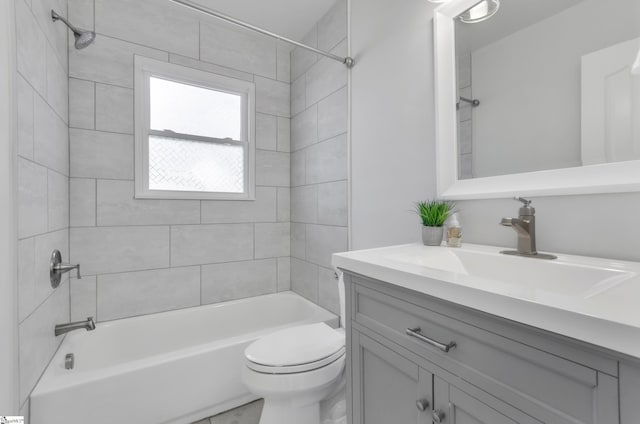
[[432, 409, 446, 423], [65, 353, 74, 370], [55, 317, 95, 336], [344, 57, 356, 68], [500, 197, 557, 260], [50, 249, 81, 288], [406, 327, 456, 353], [416, 399, 430, 411], [170, 0, 354, 68], [51, 9, 96, 50], [456, 96, 480, 110]]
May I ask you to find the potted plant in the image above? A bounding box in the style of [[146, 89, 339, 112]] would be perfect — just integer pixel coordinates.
[[415, 200, 455, 246]]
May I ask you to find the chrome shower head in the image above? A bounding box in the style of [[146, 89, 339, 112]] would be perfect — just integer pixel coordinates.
[[73, 30, 96, 50], [51, 10, 96, 50]]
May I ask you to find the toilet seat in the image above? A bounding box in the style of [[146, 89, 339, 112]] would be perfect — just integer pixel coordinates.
[[245, 323, 345, 375], [247, 348, 345, 374]]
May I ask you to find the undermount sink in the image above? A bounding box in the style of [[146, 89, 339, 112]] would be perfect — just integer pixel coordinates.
[[378, 244, 637, 299]]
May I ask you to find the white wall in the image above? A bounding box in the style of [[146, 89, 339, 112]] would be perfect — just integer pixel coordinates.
[[350, 0, 436, 249], [350, 0, 640, 263], [457, 192, 640, 262], [470, 0, 640, 178], [0, 0, 18, 415]]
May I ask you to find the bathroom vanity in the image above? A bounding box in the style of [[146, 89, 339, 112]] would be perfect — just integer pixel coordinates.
[[333, 244, 640, 424]]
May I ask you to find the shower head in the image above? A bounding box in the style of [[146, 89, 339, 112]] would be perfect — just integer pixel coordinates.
[[51, 10, 96, 50], [73, 30, 96, 50]]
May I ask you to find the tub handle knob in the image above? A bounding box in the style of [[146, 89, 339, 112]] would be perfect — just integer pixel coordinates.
[[50, 249, 81, 288]]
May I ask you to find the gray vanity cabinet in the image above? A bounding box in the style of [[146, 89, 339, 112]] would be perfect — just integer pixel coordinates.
[[433, 377, 541, 424], [351, 329, 541, 424], [351, 330, 433, 424], [351, 325, 542, 424], [345, 273, 624, 424]]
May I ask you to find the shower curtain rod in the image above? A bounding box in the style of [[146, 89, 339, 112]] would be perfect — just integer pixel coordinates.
[[169, 0, 355, 68]]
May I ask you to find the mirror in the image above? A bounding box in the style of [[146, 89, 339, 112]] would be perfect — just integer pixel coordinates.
[[434, 0, 640, 199]]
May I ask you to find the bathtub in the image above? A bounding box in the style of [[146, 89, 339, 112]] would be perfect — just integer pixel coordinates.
[[30, 291, 337, 424]]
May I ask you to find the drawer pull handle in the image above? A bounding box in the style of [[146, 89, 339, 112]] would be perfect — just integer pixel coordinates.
[[432, 409, 446, 423], [416, 399, 429, 411], [406, 327, 457, 353]]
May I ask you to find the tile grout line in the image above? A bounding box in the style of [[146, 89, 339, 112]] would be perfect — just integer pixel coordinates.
[[16, 155, 68, 181], [93, 79, 97, 130], [87, 31, 286, 85], [67, 219, 291, 230], [66, 0, 73, 326], [95, 274, 99, 322], [291, 77, 347, 116], [46, 168, 50, 232], [93, 178, 97, 227]]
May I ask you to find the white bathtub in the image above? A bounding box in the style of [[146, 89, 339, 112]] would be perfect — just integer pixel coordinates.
[[30, 291, 337, 424]]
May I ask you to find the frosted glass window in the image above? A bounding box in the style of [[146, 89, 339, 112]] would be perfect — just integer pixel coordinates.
[[149, 136, 244, 193], [134, 57, 255, 200], [149, 77, 243, 140]]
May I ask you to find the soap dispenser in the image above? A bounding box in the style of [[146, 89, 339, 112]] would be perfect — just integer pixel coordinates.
[[446, 213, 462, 248]]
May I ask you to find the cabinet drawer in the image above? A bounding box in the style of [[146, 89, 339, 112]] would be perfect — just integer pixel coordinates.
[[353, 282, 618, 424]]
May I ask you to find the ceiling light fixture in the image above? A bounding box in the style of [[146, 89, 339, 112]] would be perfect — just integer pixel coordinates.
[[459, 0, 500, 24]]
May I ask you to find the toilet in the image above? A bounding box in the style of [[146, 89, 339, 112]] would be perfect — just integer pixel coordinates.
[[241, 272, 347, 424]]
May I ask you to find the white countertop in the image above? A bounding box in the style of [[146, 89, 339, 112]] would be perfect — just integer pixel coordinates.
[[332, 243, 640, 359]]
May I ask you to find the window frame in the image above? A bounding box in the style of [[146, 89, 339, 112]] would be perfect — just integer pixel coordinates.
[[134, 56, 256, 200]]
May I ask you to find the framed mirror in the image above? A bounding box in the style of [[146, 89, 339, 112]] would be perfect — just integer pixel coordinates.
[[434, 0, 640, 199]]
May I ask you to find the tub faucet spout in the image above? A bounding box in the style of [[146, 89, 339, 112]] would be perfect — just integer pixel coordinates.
[[55, 317, 96, 336]]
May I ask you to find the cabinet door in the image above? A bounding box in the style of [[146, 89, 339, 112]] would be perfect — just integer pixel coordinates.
[[620, 362, 640, 424], [352, 330, 432, 424], [433, 377, 541, 424]]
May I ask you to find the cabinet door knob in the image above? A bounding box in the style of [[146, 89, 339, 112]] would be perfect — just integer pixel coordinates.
[[416, 399, 429, 411], [432, 409, 446, 423]]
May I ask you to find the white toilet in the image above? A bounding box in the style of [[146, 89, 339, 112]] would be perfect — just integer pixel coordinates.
[[241, 272, 347, 424]]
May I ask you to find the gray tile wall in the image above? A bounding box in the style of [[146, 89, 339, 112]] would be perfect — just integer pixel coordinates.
[[289, 0, 348, 316], [457, 53, 473, 179], [15, 0, 70, 411], [68, 0, 291, 323]]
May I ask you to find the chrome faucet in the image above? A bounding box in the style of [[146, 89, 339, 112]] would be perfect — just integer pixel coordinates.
[[500, 197, 557, 260], [55, 317, 96, 336]]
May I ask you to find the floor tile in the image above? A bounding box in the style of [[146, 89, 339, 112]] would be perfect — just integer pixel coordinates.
[[191, 399, 263, 424], [211, 399, 263, 424]]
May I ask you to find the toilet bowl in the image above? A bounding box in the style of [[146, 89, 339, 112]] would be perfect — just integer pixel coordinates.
[[241, 272, 347, 424]]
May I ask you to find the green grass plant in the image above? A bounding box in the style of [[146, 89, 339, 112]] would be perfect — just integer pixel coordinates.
[[416, 200, 456, 227]]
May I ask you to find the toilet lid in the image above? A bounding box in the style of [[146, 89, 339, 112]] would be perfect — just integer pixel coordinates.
[[245, 323, 345, 369]]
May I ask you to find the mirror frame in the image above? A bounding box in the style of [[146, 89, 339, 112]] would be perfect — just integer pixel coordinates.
[[434, 0, 640, 200]]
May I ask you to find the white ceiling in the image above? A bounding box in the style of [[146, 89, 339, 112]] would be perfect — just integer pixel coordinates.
[[457, 0, 584, 52], [193, 0, 338, 41]]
